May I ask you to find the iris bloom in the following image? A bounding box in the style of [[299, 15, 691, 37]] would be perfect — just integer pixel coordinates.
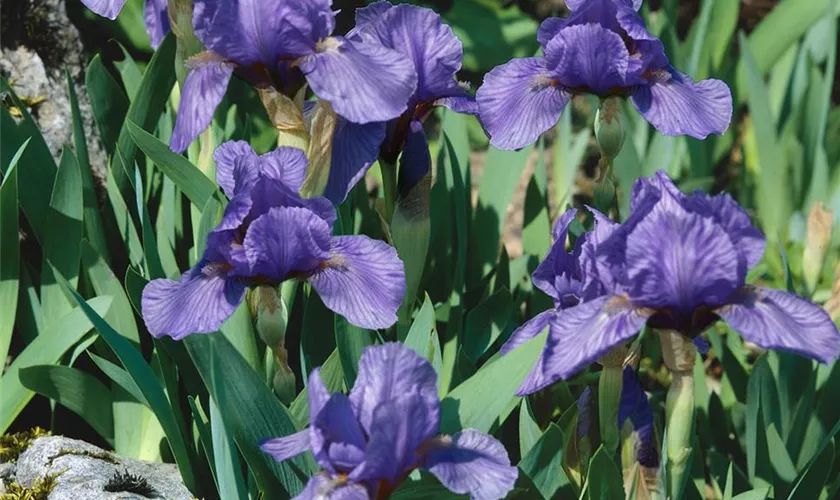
[[476, 0, 732, 150], [322, 1, 478, 204], [141, 142, 405, 339], [261, 343, 517, 500], [169, 0, 418, 153], [503, 171, 840, 394], [81, 0, 169, 48], [618, 367, 657, 469]]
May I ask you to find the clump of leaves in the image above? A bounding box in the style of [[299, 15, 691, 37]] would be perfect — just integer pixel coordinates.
[[1, 471, 61, 500], [0, 428, 51, 463], [103, 469, 159, 498]]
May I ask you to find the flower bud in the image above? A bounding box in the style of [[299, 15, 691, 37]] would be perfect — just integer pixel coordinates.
[[249, 285, 288, 350], [803, 202, 833, 294], [594, 96, 625, 159], [272, 357, 297, 405]]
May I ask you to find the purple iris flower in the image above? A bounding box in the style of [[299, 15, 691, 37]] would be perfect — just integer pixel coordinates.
[[169, 0, 419, 154], [618, 367, 657, 468], [504, 170, 840, 395], [261, 343, 517, 500], [141, 142, 406, 339], [476, 0, 733, 150], [80, 0, 170, 48], [322, 1, 478, 204]]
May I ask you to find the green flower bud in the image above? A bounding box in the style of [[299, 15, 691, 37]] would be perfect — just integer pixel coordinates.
[[595, 96, 625, 159], [272, 352, 297, 405], [249, 285, 288, 349]]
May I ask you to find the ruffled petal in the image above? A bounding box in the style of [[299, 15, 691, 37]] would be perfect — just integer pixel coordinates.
[[517, 296, 650, 394], [307, 367, 331, 423], [250, 179, 338, 226], [476, 57, 569, 150], [422, 429, 518, 500], [537, 17, 567, 47], [434, 95, 479, 115], [80, 0, 128, 19], [323, 120, 386, 205], [259, 147, 309, 193], [531, 209, 579, 301], [260, 430, 311, 463], [243, 207, 332, 281], [171, 54, 234, 153], [141, 262, 246, 339], [349, 343, 439, 435], [544, 23, 635, 94], [354, 1, 393, 27], [143, 0, 170, 48], [293, 474, 371, 500], [632, 67, 732, 139], [307, 236, 405, 330], [500, 310, 557, 356], [299, 36, 418, 124], [214, 141, 259, 198], [314, 394, 367, 472], [717, 286, 840, 363], [349, 394, 438, 484]]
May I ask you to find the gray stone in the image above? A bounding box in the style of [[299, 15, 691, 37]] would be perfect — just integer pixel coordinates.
[[12, 436, 194, 500]]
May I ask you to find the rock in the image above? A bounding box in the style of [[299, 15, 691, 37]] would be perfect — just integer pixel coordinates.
[[0, 461, 15, 494], [11, 436, 194, 500], [0, 0, 109, 191]]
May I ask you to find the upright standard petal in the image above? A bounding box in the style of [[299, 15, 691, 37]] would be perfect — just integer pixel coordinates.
[[307, 368, 332, 423], [81, 0, 128, 19], [323, 120, 386, 205], [260, 147, 309, 193], [531, 209, 580, 302], [299, 37, 418, 124], [349, 343, 439, 435], [260, 430, 311, 463], [171, 54, 234, 153], [214, 141, 258, 198], [243, 207, 332, 281], [717, 287, 840, 363], [518, 295, 650, 394], [632, 67, 732, 139], [144, 0, 170, 48], [544, 23, 636, 94], [307, 236, 406, 330], [477, 57, 570, 150], [423, 429, 518, 500], [314, 394, 367, 471], [141, 262, 246, 339]]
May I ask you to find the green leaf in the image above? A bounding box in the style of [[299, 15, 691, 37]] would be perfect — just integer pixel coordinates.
[[746, 355, 774, 488], [210, 386, 249, 500], [766, 423, 798, 487], [184, 332, 311, 497], [334, 316, 374, 388], [440, 331, 545, 434], [732, 488, 772, 500], [403, 294, 442, 382], [787, 439, 834, 500], [723, 462, 734, 500], [57, 274, 197, 494], [81, 241, 140, 344], [85, 55, 130, 156], [586, 445, 625, 499], [522, 141, 551, 260], [0, 139, 26, 365], [106, 167, 145, 267], [40, 148, 84, 323], [0, 296, 111, 433], [518, 423, 571, 499], [463, 287, 512, 362], [740, 33, 788, 239], [18, 365, 114, 444], [127, 121, 219, 208], [289, 348, 344, 427], [88, 351, 147, 405]]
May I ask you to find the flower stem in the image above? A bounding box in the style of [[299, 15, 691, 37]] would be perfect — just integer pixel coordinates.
[[380, 159, 398, 224], [658, 330, 696, 499], [598, 346, 626, 456]]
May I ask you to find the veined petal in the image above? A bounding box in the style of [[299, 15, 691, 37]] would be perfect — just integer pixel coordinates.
[[501, 310, 557, 356], [477, 57, 569, 150], [144, 0, 170, 48], [422, 429, 518, 500], [314, 394, 367, 472], [532, 209, 579, 301], [243, 207, 332, 281], [214, 141, 259, 198], [294, 474, 370, 500], [398, 120, 431, 195], [308, 368, 332, 424], [260, 430, 311, 463], [350, 394, 438, 484], [80, 0, 128, 19], [435, 95, 479, 115], [517, 295, 650, 394], [544, 23, 633, 94], [260, 147, 309, 193], [141, 262, 246, 339], [632, 67, 732, 139], [307, 236, 405, 330], [171, 54, 234, 153], [537, 17, 567, 48], [299, 36, 418, 124], [323, 120, 386, 205], [717, 286, 840, 363], [354, 1, 393, 27], [349, 343, 439, 436]]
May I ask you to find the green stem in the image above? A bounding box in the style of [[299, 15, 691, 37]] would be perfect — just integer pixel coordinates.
[[659, 330, 697, 499], [598, 364, 623, 456], [380, 159, 398, 224]]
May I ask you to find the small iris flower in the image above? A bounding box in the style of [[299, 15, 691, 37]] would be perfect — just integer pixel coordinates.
[[81, 0, 169, 48], [169, 0, 419, 153], [141, 142, 406, 339], [476, 0, 733, 150], [260, 343, 518, 500], [321, 1, 478, 204], [504, 170, 840, 394]]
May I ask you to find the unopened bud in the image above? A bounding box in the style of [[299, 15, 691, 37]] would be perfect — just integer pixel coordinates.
[[272, 353, 297, 405], [595, 97, 625, 159], [804, 202, 833, 294], [249, 285, 288, 349]]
